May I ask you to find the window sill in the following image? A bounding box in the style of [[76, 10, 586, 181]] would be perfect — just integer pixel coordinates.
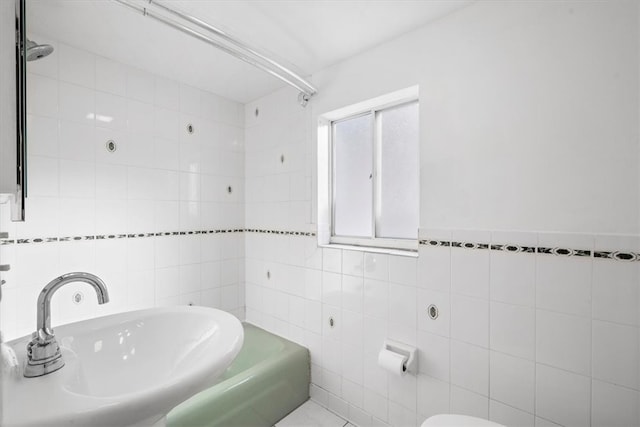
[[319, 242, 418, 258]]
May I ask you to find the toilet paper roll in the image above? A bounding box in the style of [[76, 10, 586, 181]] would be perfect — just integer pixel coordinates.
[[378, 348, 408, 376]]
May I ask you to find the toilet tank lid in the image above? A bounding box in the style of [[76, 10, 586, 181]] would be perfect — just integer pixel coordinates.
[[422, 414, 506, 427]]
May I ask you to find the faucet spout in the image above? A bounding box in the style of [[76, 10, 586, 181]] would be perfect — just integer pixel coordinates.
[[35, 272, 109, 341], [25, 272, 109, 377]]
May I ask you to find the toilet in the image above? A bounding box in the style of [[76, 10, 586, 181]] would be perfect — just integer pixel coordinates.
[[421, 414, 506, 427]]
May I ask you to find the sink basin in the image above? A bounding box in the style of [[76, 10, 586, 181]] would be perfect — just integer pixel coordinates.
[[2, 306, 244, 427]]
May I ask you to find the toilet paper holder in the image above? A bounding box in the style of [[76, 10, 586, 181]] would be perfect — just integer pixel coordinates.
[[383, 339, 418, 374]]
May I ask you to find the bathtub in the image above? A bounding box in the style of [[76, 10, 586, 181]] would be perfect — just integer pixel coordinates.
[[166, 322, 310, 427]]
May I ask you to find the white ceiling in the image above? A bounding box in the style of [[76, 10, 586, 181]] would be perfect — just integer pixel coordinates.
[[27, 0, 472, 103]]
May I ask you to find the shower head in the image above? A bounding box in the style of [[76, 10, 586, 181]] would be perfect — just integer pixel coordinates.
[[26, 39, 54, 61]]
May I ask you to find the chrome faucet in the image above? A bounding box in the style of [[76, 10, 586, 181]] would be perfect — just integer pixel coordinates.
[[24, 272, 109, 378]]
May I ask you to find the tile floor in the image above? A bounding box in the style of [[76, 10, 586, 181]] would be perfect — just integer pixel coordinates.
[[276, 399, 354, 427]]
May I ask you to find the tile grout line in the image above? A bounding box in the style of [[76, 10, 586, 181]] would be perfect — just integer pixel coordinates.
[[533, 233, 538, 425], [487, 236, 492, 420]]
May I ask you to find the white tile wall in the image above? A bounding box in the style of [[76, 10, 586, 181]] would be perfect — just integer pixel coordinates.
[[243, 87, 640, 427], [0, 37, 245, 340]]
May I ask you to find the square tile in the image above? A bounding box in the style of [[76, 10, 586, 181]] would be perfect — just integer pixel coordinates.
[[451, 248, 489, 299], [489, 301, 535, 360], [388, 401, 416, 427], [127, 100, 155, 134], [155, 76, 180, 110], [127, 67, 154, 104], [323, 248, 343, 273], [363, 389, 388, 423], [536, 309, 591, 375], [96, 56, 126, 96], [489, 351, 535, 413], [96, 164, 127, 200], [58, 44, 95, 88], [364, 278, 388, 319], [592, 260, 639, 326], [535, 364, 590, 427], [58, 198, 95, 236], [59, 160, 95, 198], [451, 340, 489, 396], [592, 380, 640, 427], [59, 82, 94, 125], [451, 386, 488, 419], [417, 374, 450, 420], [592, 320, 639, 390], [180, 83, 201, 117], [536, 255, 591, 317], [417, 245, 450, 292], [388, 283, 417, 330], [490, 251, 535, 307], [389, 255, 417, 286], [343, 250, 364, 277], [364, 253, 389, 281], [451, 294, 488, 347], [95, 91, 126, 130], [59, 120, 95, 161], [95, 199, 127, 235]]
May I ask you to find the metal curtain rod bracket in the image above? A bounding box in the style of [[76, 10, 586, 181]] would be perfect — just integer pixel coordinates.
[[114, 0, 317, 106]]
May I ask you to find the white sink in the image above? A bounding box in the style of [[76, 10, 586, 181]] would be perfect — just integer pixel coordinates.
[[2, 306, 244, 427]]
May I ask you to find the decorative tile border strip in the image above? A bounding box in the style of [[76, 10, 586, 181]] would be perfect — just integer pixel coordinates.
[[244, 228, 315, 237], [420, 239, 639, 263], [1, 230, 636, 262], [0, 228, 315, 246]]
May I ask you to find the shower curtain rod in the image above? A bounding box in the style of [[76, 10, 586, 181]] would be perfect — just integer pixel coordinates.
[[113, 0, 318, 105]]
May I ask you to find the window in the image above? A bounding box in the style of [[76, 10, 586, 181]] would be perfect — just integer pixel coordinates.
[[318, 87, 419, 252]]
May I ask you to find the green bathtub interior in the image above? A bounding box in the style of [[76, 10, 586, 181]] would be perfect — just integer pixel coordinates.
[[167, 322, 310, 427]]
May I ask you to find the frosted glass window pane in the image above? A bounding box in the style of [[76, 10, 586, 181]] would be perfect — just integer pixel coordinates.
[[378, 101, 419, 239], [333, 114, 373, 237]]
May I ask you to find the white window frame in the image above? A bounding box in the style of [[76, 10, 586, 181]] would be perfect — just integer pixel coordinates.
[[317, 86, 419, 254]]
